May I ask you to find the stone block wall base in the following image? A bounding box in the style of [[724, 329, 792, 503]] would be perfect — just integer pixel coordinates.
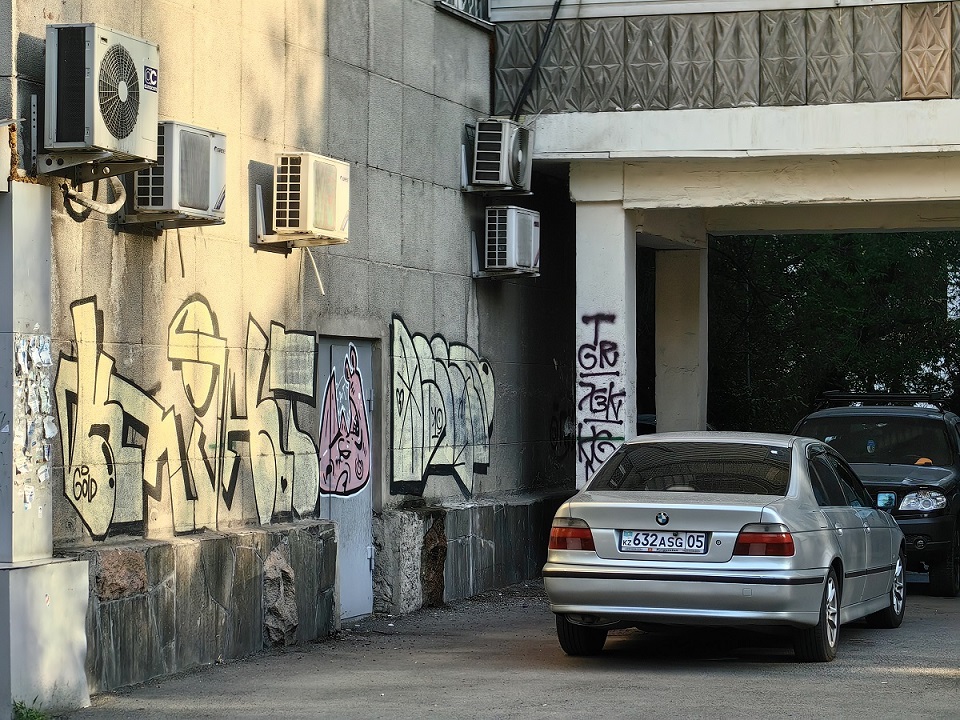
[[374, 492, 570, 615], [58, 521, 336, 694]]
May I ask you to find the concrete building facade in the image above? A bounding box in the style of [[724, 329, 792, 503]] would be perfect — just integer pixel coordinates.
[[0, 0, 574, 713]]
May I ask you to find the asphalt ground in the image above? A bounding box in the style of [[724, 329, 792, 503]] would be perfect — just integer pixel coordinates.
[[62, 578, 960, 720]]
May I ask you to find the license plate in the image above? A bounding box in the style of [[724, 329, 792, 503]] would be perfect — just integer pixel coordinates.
[[620, 529, 708, 554]]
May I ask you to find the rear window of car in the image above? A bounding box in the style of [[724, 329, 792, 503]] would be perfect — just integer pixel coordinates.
[[587, 442, 792, 495], [795, 415, 953, 466]]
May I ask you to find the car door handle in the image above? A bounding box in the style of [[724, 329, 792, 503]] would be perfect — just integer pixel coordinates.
[[835, 524, 843, 534]]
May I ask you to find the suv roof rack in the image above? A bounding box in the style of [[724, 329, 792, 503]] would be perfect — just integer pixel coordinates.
[[814, 391, 950, 411]]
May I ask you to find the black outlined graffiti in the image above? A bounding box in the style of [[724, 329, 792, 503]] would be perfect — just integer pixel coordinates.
[[318, 344, 371, 496], [577, 312, 625, 484], [391, 316, 494, 498], [55, 296, 331, 540]]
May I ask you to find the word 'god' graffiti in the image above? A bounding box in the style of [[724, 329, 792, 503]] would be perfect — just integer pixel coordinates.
[[391, 316, 494, 498], [55, 296, 371, 541], [577, 312, 625, 484]]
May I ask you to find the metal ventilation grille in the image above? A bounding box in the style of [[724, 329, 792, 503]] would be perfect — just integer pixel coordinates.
[[98, 44, 140, 140], [510, 126, 530, 186], [275, 155, 303, 229], [136, 124, 165, 207], [178, 129, 211, 211], [485, 207, 509, 267], [474, 120, 505, 183]]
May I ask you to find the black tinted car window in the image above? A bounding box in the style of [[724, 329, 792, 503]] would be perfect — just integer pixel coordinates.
[[588, 442, 791, 495], [830, 455, 874, 508], [809, 456, 848, 507], [796, 415, 953, 466]]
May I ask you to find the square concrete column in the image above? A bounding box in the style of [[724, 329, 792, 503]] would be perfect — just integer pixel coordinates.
[[575, 202, 637, 487], [0, 182, 90, 713], [655, 248, 708, 432]]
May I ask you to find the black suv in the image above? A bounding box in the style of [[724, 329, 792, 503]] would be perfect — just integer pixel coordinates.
[[794, 392, 960, 597]]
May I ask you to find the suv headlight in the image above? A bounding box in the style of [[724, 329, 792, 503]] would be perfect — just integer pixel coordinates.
[[899, 490, 947, 512]]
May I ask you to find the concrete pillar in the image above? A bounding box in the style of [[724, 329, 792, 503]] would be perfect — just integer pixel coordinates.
[[574, 201, 637, 487], [655, 248, 709, 432], [0, 182, 89, 714]]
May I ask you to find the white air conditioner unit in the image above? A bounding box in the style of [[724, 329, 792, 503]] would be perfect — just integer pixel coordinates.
[[273, 152, 350, 245], [131, 122, 226, 225], [485, 205, 540, 274], [471, 118, 533, 192], [44, 23, 159, 161]]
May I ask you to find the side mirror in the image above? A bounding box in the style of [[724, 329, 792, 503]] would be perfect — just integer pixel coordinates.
[[875, 492, 897, 511]]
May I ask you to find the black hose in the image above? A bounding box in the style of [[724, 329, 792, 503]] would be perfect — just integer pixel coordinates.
[[509, 0, 564, 121]]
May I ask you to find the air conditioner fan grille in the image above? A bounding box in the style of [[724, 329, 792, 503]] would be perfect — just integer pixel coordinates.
[[98, 44, 140, 140], [474, 121, 506, 184], [136, 123, 165, 207], [275, 155, 303, 229], [485, 207, 509, 267]]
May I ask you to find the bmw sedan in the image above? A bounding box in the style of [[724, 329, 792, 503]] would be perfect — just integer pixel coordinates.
[[543, 432, 906, 662]]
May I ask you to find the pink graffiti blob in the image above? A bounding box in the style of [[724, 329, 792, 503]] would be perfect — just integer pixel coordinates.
[[319, 345, 370, 496]]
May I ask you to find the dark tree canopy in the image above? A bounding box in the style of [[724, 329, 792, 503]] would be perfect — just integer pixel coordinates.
[[708, 232, 960, 433]]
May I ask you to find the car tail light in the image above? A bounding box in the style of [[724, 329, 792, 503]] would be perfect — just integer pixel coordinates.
[[549, 517, 596, 551], [734, 523, 795, 557]]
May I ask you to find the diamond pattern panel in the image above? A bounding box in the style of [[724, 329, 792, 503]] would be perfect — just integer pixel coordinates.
[[903, 2, 951, 100], [807, 8, 856, 104], [760, 10, 806, 105], [624, 16, 669, 110], [580, 18, 626, 112], [954, 2, 960, 98], [670, 14, 715, 109], [537, 20, 581, 113], [494, 22, 540, 116], [715, 12, 760, 108], [854, 5, 901, 102]]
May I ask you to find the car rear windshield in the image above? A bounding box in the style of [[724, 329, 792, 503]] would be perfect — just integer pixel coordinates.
[[587, 442, 792, 495], [795, 415, 953, 466]]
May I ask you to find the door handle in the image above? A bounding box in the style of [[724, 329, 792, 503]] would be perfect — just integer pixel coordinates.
[[835, 524, 843, 535]]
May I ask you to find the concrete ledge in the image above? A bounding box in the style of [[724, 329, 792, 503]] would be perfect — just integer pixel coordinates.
[[56, 521, 337, 693], [373, 491, 570, 615]]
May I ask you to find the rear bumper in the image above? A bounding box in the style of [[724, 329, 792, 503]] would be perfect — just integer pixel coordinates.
[[543, 563, 826, 629]]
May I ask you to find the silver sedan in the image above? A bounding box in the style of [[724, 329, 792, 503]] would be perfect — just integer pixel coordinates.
[[543, 432, 906, 662]]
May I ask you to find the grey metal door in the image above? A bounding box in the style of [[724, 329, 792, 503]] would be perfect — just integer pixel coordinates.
[[316, 339, 374, 620]]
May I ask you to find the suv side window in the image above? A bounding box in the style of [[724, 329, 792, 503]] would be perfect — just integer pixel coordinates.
[[809, 455, 848, 507]]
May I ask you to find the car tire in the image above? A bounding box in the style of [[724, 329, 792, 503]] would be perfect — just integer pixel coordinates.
[[555, 615, 607, 656], [929, 523, 960, 598], [866, 548, 906, 629], [794, 567, 840, 663]]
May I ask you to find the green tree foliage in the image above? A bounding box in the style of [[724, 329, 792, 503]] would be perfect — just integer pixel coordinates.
[[709, 233, 960, 432]]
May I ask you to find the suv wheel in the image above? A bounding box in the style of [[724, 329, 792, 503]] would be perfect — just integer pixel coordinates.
[[929, 523, 960, 598]]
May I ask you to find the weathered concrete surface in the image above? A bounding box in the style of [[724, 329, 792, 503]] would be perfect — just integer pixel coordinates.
[[64, 581, 960, 720], [59, 521, 336, 693]]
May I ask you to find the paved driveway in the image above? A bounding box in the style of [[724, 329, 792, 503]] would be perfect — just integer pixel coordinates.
[[65, 580, 960, 719]]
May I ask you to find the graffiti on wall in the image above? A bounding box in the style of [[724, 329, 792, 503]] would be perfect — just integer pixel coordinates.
[[576, 312, 625, 484], [318, 344, 371, 496], [55, 296, 371, 541], [391, 316, 494, 498]]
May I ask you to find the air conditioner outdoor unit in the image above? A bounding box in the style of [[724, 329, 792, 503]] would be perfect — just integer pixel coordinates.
[[485, 205, 540, 274], [44, 23, 159, 161], [132, 122, 226, 225], [471, 118, 533, 192], [273, 152, 350, 245]]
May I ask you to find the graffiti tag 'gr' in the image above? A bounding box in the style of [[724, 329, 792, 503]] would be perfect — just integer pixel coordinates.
[[391, 316, 494, 498], [576, 312, 625, 484], [55, 296, 371, 541]]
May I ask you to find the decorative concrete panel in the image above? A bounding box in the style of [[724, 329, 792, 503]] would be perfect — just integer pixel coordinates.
[[580, 17, 626, 111], [715, 12, 760, 108], [760, 10, 806, 106], [494, 21, 539, 116], [670, 14, 715, 109], [903, 2, 951, 100], [954, 2, 960, 98], [854, 5, 901, 102], [538, 19, 581, 113], [624, 15, 669, 110], [807, 8, 856, 104]]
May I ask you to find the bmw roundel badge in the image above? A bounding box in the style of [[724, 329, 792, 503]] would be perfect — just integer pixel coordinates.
[[655, 512, 669, 526]]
